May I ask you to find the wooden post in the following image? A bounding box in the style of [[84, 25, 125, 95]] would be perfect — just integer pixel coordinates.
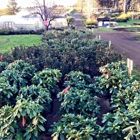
[[109, 40, 111, 49], [99, 35, 101, 40], [127, 58, 133, 76]]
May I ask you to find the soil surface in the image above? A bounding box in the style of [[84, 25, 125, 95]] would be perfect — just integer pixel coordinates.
[[95, 30, 140, 66], [74, 17, 140, 66]]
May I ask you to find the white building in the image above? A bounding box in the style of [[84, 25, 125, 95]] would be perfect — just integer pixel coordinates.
[[0, 9, 68, 31]]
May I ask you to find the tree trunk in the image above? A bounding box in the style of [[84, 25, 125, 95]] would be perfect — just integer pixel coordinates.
[[114, 0, 119, 9], [123, 0, 127, 13], [43, 0, 47, 32]]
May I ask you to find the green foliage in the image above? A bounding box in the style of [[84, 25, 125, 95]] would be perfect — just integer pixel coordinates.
[[0, 76, 17, 107], [0, 60, 37, 106], [0, 61, 8, 72], [95, 40, 122, 65], [63, 71, 92, 89], [91, 61, 140, 139], [32, 68, 62, 93], [41, 30, 122, 77], [49, 114, 102, 140], [123, 120, 140, 140], [58, 87, 99, 117], [0, 61, 62, 139], [0, 29, 43, 35], [116, 13, 128, 22], [18, 85, 52, 112], [86, 18, 98, 28], [93, 61, 132, 97], [57, 71, 99, 116], [66, 16, 75, 26], [2, 30, 122, 77], [102, 93, 140, 139], [70, 9, 78, 14], [0, 60, 36, 89], [0, 100, 46, 140]]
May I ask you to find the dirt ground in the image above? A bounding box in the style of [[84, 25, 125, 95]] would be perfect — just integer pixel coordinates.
[[95, 30, 140, 66], [75, 18, 140, 66]]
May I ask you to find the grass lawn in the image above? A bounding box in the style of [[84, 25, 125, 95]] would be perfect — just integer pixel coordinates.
[[96, 27, 113, 31], [117, 19, 140, 26], [0, 34, 42, 54], [95, 19, 140, 32]]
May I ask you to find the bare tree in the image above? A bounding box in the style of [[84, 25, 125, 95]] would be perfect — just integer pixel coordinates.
[[114, 0, 119, 9], [123, 0, 127, 13], [7, 0, 21, 15], [28, 0, 64, 31], [86, 0, 94, 18]]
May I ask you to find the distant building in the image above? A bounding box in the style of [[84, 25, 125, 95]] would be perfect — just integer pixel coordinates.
[[0, 8, 68, 30], [92, 8, 114, 14]]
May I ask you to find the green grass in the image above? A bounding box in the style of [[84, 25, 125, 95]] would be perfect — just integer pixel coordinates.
[[95, 19, 140, 32], [0, 35, 42, 54], [117, 19, 140, 26], [70, 9, 78, 15], [96, 27, 113, 31]]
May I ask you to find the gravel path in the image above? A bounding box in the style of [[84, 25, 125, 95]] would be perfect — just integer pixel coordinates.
[[95, 31, 140, 66], [74, 17, 140, 66]]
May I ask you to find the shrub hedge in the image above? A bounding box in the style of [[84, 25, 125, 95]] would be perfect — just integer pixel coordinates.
[[2, 30, 122, 78]]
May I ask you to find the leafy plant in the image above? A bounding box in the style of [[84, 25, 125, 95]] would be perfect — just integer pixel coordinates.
[[101, 86, 140, 140], [66, 16, 75, 27], [123, 120, 140, 140], [93, 61, 133, 97], [0, 60, 36, 88], [95, 42, 122, 65], [32, 68, 62, 94], [0, 100, 46, 140], [17, 85, 52, 112], [102, 110, 129, 139], [0, 76, 18, 107], [58, 87, 100, 117], [2, 30, 122, 77], [86, 18, 98, 28], [0, 61, 8, 73], [63, 71, 92, 89], [49, 114, 102, 140]]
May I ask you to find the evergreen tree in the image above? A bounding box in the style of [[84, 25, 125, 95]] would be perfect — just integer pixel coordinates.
[[7, 0, 21, 15]]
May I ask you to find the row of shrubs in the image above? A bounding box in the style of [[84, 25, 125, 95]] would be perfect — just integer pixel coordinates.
[[1, 60, 140, 140], [96, 11, 140, 23], [1, 30, 122, 78], [1, 29, 139, 139], [0, 28, 67, 35], [0, 29, 44, 35]]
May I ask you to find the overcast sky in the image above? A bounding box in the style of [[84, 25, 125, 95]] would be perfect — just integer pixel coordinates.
[[0, 0, 77, 8]]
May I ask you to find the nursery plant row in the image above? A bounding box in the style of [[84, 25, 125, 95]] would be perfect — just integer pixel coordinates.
[[0, 30, 139, 140]]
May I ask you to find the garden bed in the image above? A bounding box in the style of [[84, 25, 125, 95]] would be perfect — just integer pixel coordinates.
[[0, 29, 139, 140]]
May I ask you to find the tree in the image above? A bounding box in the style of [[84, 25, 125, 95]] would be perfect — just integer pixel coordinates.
[[123, 0, 127, 13], [7, 0, 21, 15], [114, 0, 119, 9], [86, 0, 94, 18], [130, 0, 140, 11], [28, 0, 64, 31]]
